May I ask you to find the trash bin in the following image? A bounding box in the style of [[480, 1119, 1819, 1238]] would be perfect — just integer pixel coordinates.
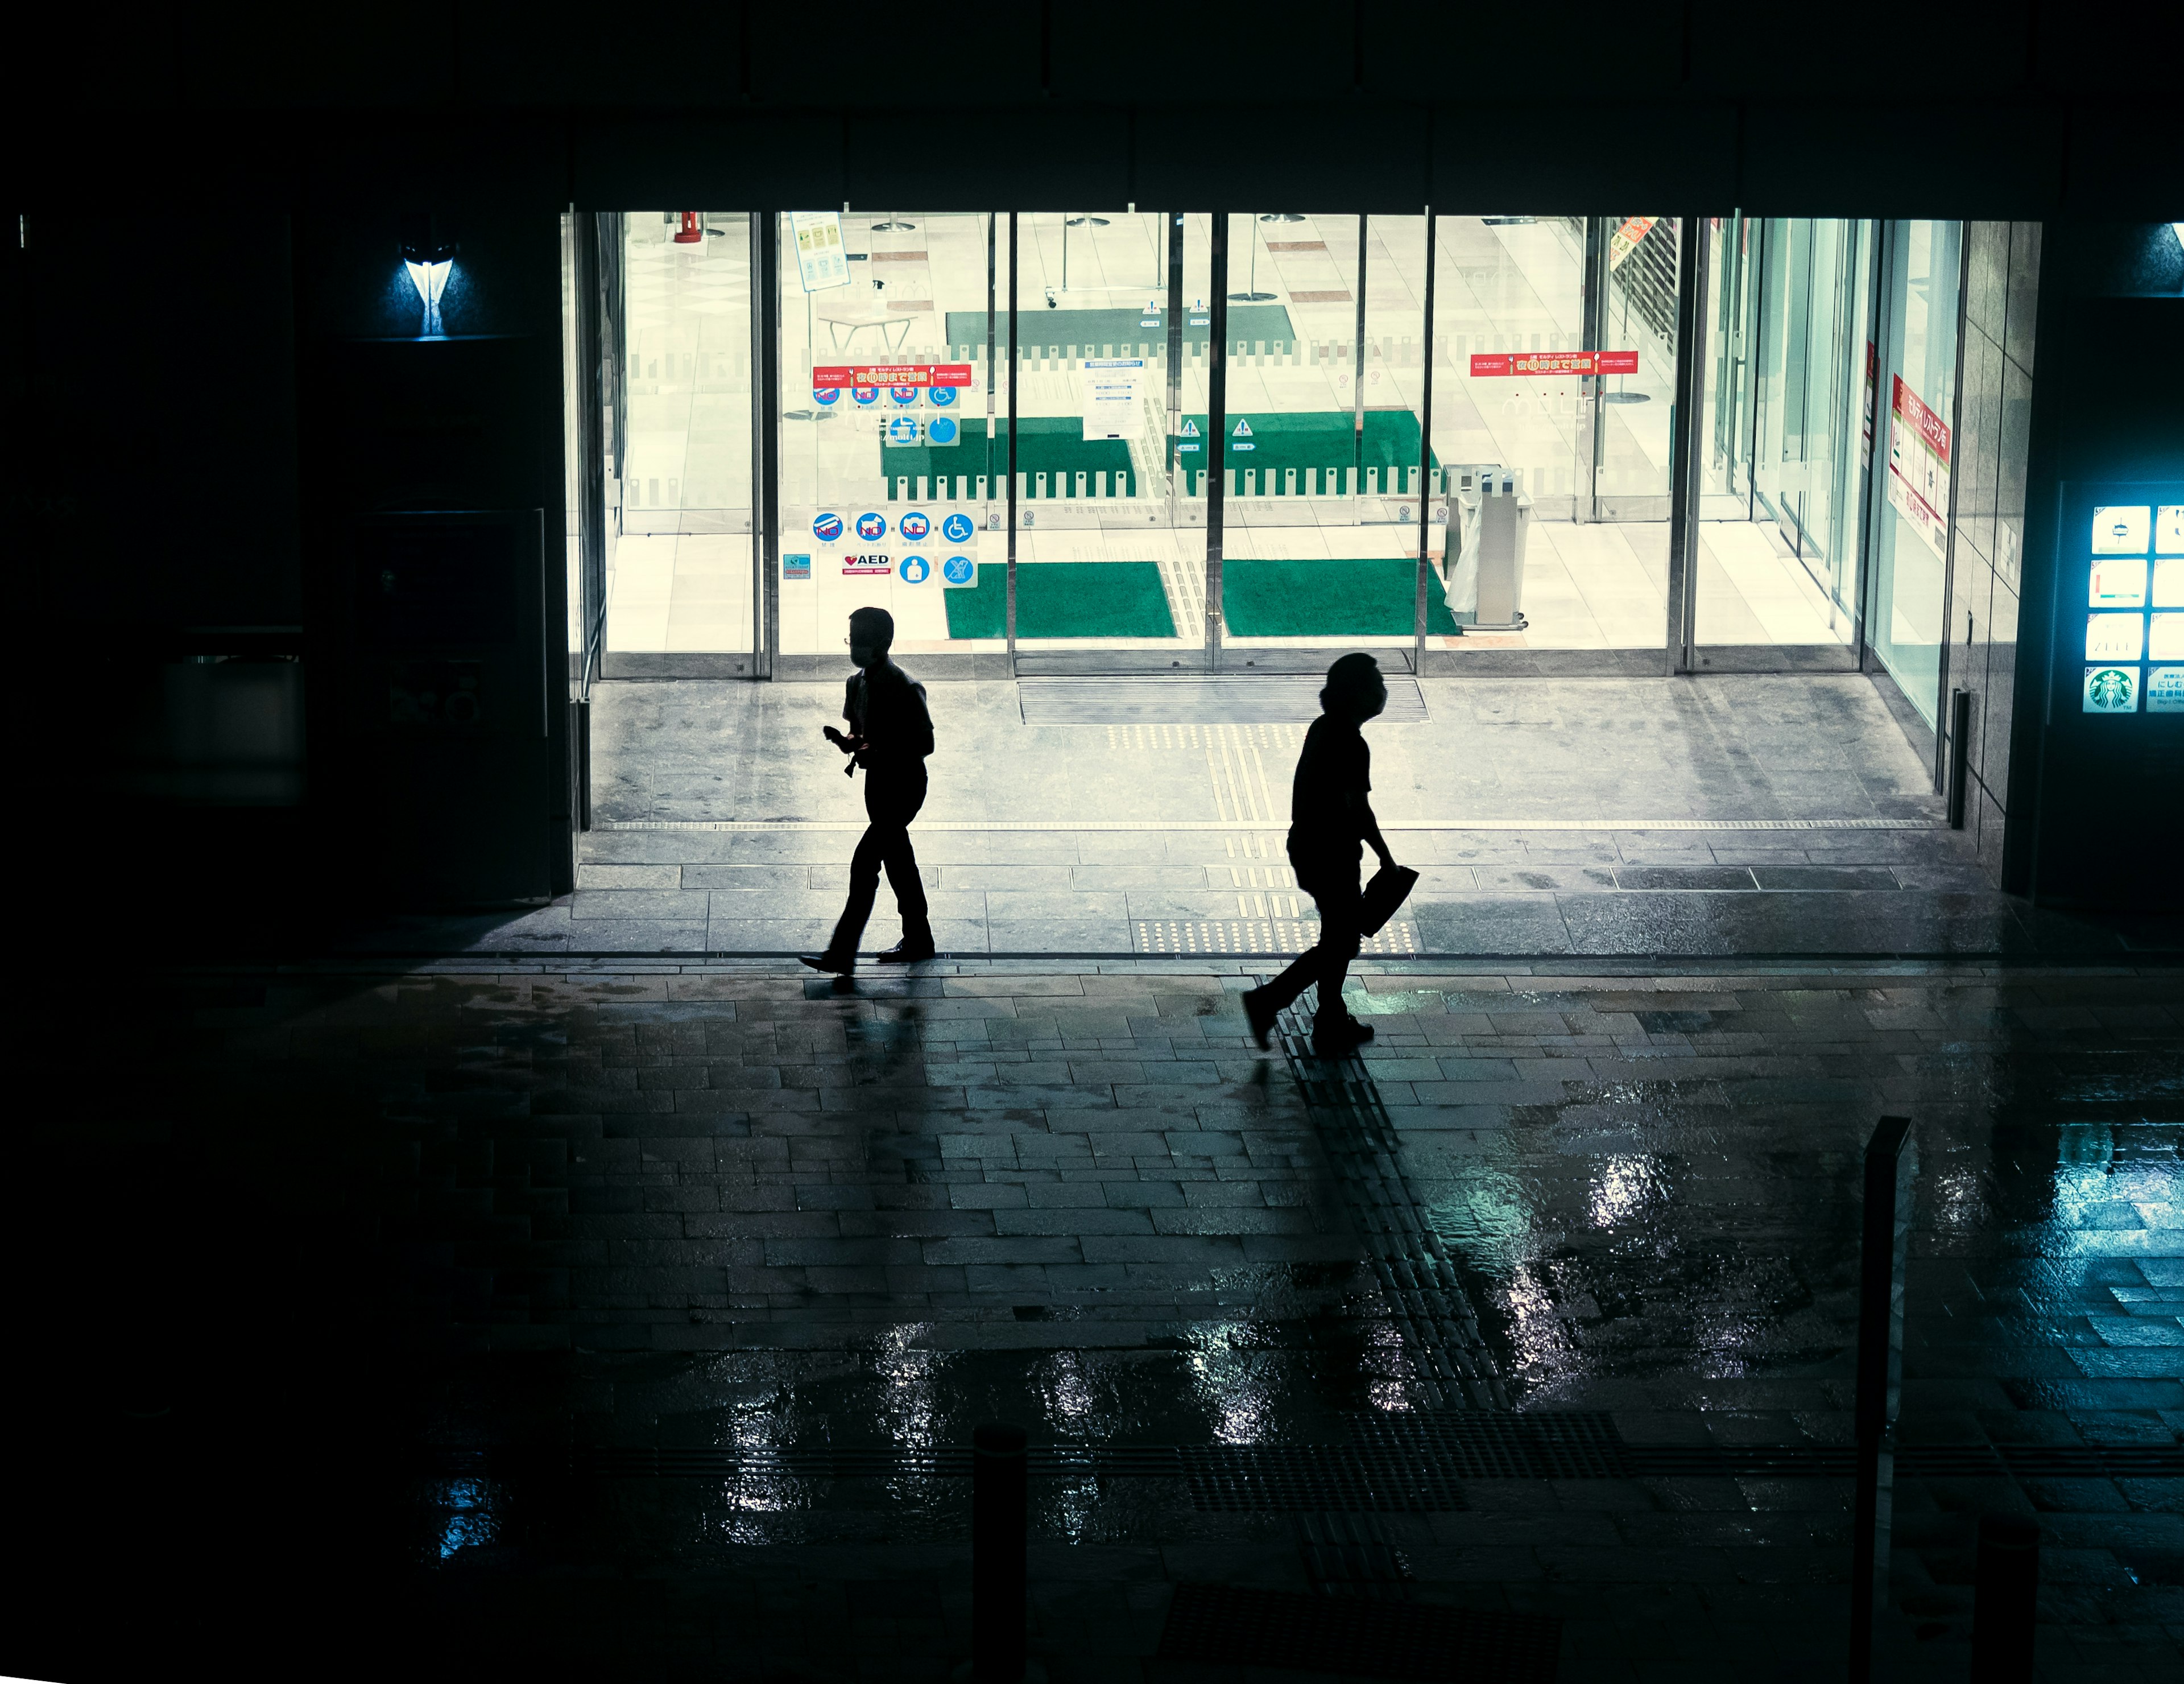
[[1440, 466, 1529, 630]]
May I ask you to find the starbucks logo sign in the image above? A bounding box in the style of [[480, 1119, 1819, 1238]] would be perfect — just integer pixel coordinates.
[[2083, 666, 2138, 713]]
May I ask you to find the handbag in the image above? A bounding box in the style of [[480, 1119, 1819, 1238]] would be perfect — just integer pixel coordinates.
[[1358, 864, 1420, 938]]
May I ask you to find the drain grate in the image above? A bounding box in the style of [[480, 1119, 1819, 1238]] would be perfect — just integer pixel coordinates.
[[1136, 919, 1419, 955], [1182, 1446, 1469, 1512], [1298, 1512, 1415, 1599], [1159, 1582, 1561, 1682]]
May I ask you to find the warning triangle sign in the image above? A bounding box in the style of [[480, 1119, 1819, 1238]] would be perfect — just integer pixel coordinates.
[[1181, 418, 1200, 436], [1233, 418, 1254, 436]]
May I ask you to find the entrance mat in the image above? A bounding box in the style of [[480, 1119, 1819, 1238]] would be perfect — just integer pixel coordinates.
[[1184, 407, 1437, 484], [1223, 557, 1460, 637], [942, 562, 1176, 640], [941, 302, 1297, 352], [1159, 1583, 1561, 1683], [877, 416, 1131, 496]]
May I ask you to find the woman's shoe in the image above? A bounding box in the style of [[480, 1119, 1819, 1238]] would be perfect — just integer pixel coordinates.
[[1311, 1014, 1372, 1056]]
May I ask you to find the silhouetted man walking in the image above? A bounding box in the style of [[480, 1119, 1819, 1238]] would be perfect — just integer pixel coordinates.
[[803, 607, 937, 973], [1242, 653, 1397, 1055]]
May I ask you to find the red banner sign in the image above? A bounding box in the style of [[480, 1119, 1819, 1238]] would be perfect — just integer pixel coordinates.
[[1468, 351, 1639, 377], [813, 363, 973, 389]]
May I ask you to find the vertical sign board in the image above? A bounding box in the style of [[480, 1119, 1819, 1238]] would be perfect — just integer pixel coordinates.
[[1887, 375, 1951, 559], [789, 213, 850, 292], [1082, 359, 1147, 441], [2072, 488, 2184, 716]]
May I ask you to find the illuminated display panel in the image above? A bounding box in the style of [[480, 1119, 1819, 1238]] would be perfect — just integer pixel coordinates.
[[2092, 505, 2152, 554], [2090, 556, 2148, 607], [2087, 613, 2145, 661], [2067, 489, 2182, 717]]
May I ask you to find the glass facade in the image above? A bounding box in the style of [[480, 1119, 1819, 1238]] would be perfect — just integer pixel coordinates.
[[561, 204, 2007, 749], [1866, 220, 1964, 724], [1701, 216, 1875, 651]]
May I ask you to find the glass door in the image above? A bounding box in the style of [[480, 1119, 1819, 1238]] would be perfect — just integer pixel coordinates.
[[1007, 209, 1209, 661], [1218, 213, 1440, 661], [606, 212, 758, 668], [775, 209, 1010, 658], [1426, 214, 1671, 653]]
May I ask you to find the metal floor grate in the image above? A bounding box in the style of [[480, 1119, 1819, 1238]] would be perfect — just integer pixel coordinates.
[[1182, 1445, 1470, 1512], [520, 1434, 2184, 1491], [1160, 1582, 1561, 1683], [1354, 1411, 1633, 1480]]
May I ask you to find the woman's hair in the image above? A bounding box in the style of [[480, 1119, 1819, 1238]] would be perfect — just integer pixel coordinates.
[[1321, 651, 1384, 713], [848, 606, 895, 651]]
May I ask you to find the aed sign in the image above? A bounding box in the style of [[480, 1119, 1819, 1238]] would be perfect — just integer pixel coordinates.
[[841, 554, 892, 576]]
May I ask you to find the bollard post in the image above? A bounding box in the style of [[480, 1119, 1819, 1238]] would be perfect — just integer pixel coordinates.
[[1971, 1514, 2040, 1683], [972, 1421, 1028, 1684], [1850, 1116, 1914, 1682]]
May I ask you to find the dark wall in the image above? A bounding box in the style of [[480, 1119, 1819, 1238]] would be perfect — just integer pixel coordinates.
[[11, 0, 2180, 217], [2010, 225, 2184, 907], [296, 208, 572, 909]]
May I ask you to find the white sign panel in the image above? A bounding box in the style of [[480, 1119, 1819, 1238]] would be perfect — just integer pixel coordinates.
[[789, 212, 850, 292], [1082, 358, 1146, 442]]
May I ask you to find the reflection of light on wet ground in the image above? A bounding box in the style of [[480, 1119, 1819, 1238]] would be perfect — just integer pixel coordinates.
[[1037, 1351, 1099, 1434], [1589, 1154, 1669, 1231], [431, 1478, 498, 1561], [1366, 1323, 1412, 1413], [876, 1323, 944, 1449], [1188, 1324, 1281, 1444]]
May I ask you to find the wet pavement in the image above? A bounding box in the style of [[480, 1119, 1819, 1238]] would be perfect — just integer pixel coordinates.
[[13, 956, 2178, 1682]]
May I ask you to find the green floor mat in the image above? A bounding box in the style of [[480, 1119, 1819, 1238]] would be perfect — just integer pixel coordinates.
[[1222, 557, 1459, 638], [940, 303, 1296, 354], [942, 562, 1177, 641], [880, 418, 1133, 497], [1180, 409, 1437, 486]]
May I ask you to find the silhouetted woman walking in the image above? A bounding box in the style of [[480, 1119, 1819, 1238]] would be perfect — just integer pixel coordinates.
[[1243, 653, 1399, 1056]]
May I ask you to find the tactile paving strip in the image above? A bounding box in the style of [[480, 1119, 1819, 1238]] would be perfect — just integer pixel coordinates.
[[1159, 1582, 1561, 1683], [1135, 919, 1420, 955], [1272, 1005, 1507, 1410]]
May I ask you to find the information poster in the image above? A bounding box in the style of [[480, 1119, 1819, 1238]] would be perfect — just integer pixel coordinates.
[[789, 213, 849, 293], [1887, 375, 1951, 559], [1470, 351, 1638, 377], [1082, 358, 1146, 441]]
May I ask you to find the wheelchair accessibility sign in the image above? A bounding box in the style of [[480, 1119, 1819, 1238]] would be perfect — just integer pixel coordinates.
[[941, 511, 975, 544]]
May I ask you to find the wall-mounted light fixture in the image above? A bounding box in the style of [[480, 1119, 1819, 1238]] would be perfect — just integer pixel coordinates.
[[399, 214, 458, 337]]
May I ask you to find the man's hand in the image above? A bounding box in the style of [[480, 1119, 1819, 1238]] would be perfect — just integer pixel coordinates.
[[822, 726, 863, 756]]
